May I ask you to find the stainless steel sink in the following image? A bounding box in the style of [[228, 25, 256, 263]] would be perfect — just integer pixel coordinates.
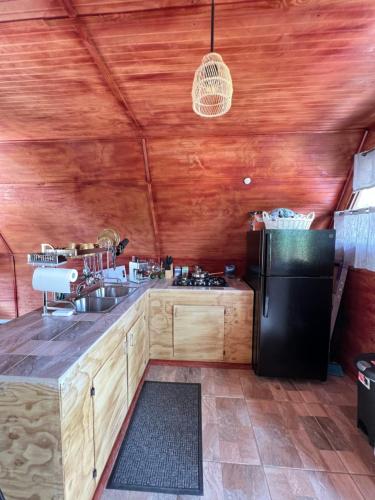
[[74, 296, 118, 313], [89, 285, 137, 299]]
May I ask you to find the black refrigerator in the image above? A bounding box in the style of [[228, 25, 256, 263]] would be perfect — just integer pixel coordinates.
[[245, 229, 335, 380]]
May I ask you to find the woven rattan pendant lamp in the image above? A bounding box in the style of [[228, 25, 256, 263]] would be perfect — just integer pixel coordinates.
[[192, 0, 233, 118]]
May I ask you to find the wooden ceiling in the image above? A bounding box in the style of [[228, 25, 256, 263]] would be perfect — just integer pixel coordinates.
[[0, 0, 374, 317], [1, 0, 375, 138]]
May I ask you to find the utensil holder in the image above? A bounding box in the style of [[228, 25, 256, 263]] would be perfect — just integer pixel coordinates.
[[165, 265, 174, 280]]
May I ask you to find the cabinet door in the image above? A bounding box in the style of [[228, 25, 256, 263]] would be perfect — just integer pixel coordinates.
[[173, 305, 225, 361], [149, 292, 173, 359], [92, 339, 128, 478], [127, 314, 147, 405], [61, 364, 96, 500]]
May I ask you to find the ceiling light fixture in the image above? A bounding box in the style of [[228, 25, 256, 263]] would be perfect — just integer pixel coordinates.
[[192, 0, 233, 118]]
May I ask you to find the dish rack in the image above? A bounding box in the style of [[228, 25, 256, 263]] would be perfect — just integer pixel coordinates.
[[262, 211, 315, 230], [27, 246, 109, 266], [28, 246, 109, 316]]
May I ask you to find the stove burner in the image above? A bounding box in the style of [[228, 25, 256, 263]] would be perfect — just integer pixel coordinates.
[[173, 275, 227, 287]]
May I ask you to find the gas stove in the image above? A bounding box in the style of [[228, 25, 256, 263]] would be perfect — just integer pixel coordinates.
[[173, 275, 227, 287]]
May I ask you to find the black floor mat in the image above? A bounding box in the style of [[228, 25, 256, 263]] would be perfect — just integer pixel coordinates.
[[107, 381, 203, 496]]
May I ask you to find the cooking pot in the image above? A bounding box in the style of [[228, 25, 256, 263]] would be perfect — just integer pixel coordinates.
[[191, 266, 209, 279], [192, 266, 224, 279]]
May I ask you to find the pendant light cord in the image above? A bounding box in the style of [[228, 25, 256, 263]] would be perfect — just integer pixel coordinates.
[[210, 0, 215, 53]]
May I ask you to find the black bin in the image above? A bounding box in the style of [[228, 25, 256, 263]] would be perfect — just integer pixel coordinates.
[[355, 353, 375, 446]]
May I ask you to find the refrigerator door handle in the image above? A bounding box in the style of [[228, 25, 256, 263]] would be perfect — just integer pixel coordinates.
[[263, 295, 270, 318], [260, 232, 265, 274], [263, 278, 270, 318], [266, 232, 272, 275]]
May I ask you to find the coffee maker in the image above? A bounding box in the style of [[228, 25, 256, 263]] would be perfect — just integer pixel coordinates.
[[128, 260, 148, 283]]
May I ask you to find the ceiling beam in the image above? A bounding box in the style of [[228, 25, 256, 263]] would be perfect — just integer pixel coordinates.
[[142, 138, 161, 261], [59, 0, 77, 17], [60, 0, 143, 136], [0, 129, 366, 146], [0, 1, 253, 25], [0, 232, 13, 256]]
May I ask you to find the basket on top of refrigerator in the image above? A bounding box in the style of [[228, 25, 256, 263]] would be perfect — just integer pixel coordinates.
[[249, 208, 315, 230]]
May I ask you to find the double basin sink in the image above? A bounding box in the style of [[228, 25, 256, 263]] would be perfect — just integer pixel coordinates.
[[74, 285, 137, 313]]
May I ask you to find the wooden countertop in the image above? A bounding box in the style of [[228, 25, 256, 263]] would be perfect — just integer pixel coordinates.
[[0, 278, 251, 382]]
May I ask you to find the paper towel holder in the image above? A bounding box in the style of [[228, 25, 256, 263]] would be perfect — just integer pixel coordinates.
[[41, 291, 75, 316], [31, 266, 79, 316]]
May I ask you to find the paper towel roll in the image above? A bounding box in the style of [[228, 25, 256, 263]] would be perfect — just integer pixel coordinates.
[[32, 267, 78, 294]]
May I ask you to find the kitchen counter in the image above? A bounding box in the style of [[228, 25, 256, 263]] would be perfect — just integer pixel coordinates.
[[0, 278, 250, 381], [0, 277, 252, 500]]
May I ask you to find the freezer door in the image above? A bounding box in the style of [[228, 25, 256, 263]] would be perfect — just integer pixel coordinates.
[[257, 276, 332, 379], [263, 229, 335, 277]]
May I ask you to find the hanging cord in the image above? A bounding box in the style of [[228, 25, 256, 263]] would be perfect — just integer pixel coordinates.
[[210, 0, 215, 52]]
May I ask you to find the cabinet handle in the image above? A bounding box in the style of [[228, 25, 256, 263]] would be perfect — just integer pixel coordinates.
[[129, 333, 134, 347]]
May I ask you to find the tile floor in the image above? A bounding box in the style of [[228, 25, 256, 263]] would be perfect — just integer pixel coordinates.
[[103, 365, 375, 499]]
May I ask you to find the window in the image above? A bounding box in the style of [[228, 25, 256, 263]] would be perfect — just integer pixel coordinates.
[[334, 150, 375, 271], [352, 185, 375, 210], [334, 208, 375, 271]]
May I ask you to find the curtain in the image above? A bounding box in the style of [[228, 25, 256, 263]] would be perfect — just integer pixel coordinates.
[[353, 150, 375, 191], [334, 209, 375, 271]]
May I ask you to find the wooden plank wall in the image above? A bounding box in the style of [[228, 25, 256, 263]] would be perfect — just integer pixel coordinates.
[[335, 269, 375, 378], [0, 132, 360, 317], [0, 255, 16, 318], [148, 133, 361, 269], [0, 139, 157, 317], [0, 1, 375, 317], [335, 130, 375, 377]]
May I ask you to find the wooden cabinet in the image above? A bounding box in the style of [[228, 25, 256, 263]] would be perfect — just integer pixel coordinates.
[[60, 360, 96, 500], [149, 289, 253, 363], [173, 305, 224, 361], [0, 285, 252, 500], [92, 338, 128, 478], [127, 313, 148, 405], [0, 381, 64, 500], [59, 296, 148, 500]]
